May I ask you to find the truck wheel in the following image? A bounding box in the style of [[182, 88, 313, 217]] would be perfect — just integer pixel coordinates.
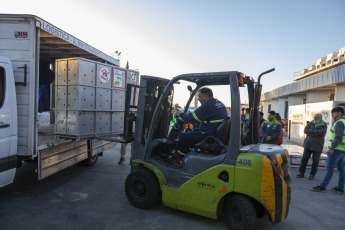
[[225, 195, 256, 230], [77, 153, 100, 166], [84, 153, 99, 166], [125, 168, 160, 209]]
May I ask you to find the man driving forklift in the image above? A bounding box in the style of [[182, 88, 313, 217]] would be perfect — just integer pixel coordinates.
[[173, 87, 227, 163]]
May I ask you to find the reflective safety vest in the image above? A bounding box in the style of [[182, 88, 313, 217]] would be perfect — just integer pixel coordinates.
[[170, 116, 177, 131], [329, 118, 345, 151]]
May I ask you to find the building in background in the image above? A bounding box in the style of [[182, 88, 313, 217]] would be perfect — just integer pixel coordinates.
[[261, 47, 345, 150]]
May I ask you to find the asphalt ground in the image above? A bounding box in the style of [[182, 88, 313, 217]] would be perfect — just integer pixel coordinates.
[[0, 143, 344, 230]]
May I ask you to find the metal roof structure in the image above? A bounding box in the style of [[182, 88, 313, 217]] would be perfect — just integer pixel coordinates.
[[261, 63, 345, 101], [0, 14, 119, 66]]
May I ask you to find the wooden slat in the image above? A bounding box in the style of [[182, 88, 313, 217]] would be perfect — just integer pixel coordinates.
[[39, 141, 88, 179]]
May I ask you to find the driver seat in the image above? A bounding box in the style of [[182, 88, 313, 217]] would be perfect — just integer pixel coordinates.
[[194, 118, 231, 153]]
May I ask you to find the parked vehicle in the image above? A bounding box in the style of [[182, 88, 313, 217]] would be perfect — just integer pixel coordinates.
[[0, 14, 139, 187]]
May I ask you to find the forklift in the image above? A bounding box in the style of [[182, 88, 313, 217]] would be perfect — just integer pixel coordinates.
[[124, 69, 291, 230]]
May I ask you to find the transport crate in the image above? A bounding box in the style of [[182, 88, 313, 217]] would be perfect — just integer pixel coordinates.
[[55, 57, 139, 139]]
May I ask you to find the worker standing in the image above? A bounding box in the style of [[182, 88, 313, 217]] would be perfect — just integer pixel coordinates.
[[311, 107, 345, 194], [261, 110, 282, 144], [296, 114, 327, 180]]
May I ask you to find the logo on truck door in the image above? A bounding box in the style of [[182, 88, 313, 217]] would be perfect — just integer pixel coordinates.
[[113, 68, 126, 89], [14, 31, 28, 38]]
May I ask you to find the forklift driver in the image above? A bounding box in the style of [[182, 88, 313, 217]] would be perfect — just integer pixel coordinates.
[[173, 87, 227, 164]]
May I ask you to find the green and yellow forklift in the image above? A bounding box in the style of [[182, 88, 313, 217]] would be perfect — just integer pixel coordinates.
[[124, 69, 291, 230]]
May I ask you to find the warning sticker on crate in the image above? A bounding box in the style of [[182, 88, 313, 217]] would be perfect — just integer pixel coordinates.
[[113, 68, 126, 89], [99, 68, 110, 83], [130, 72, 137, 81]]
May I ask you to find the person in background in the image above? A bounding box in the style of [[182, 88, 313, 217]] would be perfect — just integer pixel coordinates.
[[261, 110, 282, 144], [259, 112, 266, 142], [118, 142, 134, 164], [311, 107, 345, 194], [260, 112, 266, 125], [170, 114, 177, 131], [241, 108, 251, 145], [244, 108, 250, 120], [275, 113, 284, 145], [296, 113, 327, 180], [241, 108, 245, 120], [118, 143, 127, 164]]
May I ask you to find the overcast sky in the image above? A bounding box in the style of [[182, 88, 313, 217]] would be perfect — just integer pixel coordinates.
[[2, 0, 345, 106]]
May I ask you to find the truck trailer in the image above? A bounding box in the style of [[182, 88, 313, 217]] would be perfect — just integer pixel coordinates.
[[0, 14, 139, 187]]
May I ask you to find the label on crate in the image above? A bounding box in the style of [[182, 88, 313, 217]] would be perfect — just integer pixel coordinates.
[[130, 72, 137, 81], [99, 68, 110, 83], [113, 68, 126, 89]]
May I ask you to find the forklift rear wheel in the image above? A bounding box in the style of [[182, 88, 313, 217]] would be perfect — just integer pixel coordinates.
[[125, 168, 160, 209], [225, 195, 256, 230]]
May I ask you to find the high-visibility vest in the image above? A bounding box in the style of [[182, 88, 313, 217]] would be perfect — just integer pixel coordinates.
[[329, 118, 345, 151], [170, 116, 177, 130]]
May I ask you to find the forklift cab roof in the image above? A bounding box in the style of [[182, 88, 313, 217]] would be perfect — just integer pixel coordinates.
[[170, 71, 252, 86]]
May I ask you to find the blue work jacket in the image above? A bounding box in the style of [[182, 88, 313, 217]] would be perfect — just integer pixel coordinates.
[[180, 98, 227, 136]]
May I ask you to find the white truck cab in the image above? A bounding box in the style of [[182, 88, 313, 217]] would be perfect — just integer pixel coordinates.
[[0, 57, 18, 186]]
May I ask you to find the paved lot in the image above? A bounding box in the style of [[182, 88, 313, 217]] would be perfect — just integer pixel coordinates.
[[0, 144, 344, 230]]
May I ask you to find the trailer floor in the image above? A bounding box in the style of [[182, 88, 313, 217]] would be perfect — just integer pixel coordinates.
[[38, 124, 71, 150]]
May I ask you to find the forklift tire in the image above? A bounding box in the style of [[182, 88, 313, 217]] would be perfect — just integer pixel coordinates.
[[225, 195, 256, 230], [125, 168, 160, 209]]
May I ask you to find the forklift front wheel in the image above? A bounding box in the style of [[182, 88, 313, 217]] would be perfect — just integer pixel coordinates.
[[225, 195, 256, 230], [125, 168, 160, 209]]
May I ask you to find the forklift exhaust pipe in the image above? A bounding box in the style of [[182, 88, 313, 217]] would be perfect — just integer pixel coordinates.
[[257, 68, 275, 85], [252, 68, 275, 144]]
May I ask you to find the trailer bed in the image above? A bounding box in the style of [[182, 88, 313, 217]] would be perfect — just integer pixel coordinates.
[[38, 124, 71, 150]]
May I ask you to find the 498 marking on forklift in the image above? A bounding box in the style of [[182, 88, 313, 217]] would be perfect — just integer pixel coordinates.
[[238, 159, 252, 166], [125, 70, 291, 230]]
